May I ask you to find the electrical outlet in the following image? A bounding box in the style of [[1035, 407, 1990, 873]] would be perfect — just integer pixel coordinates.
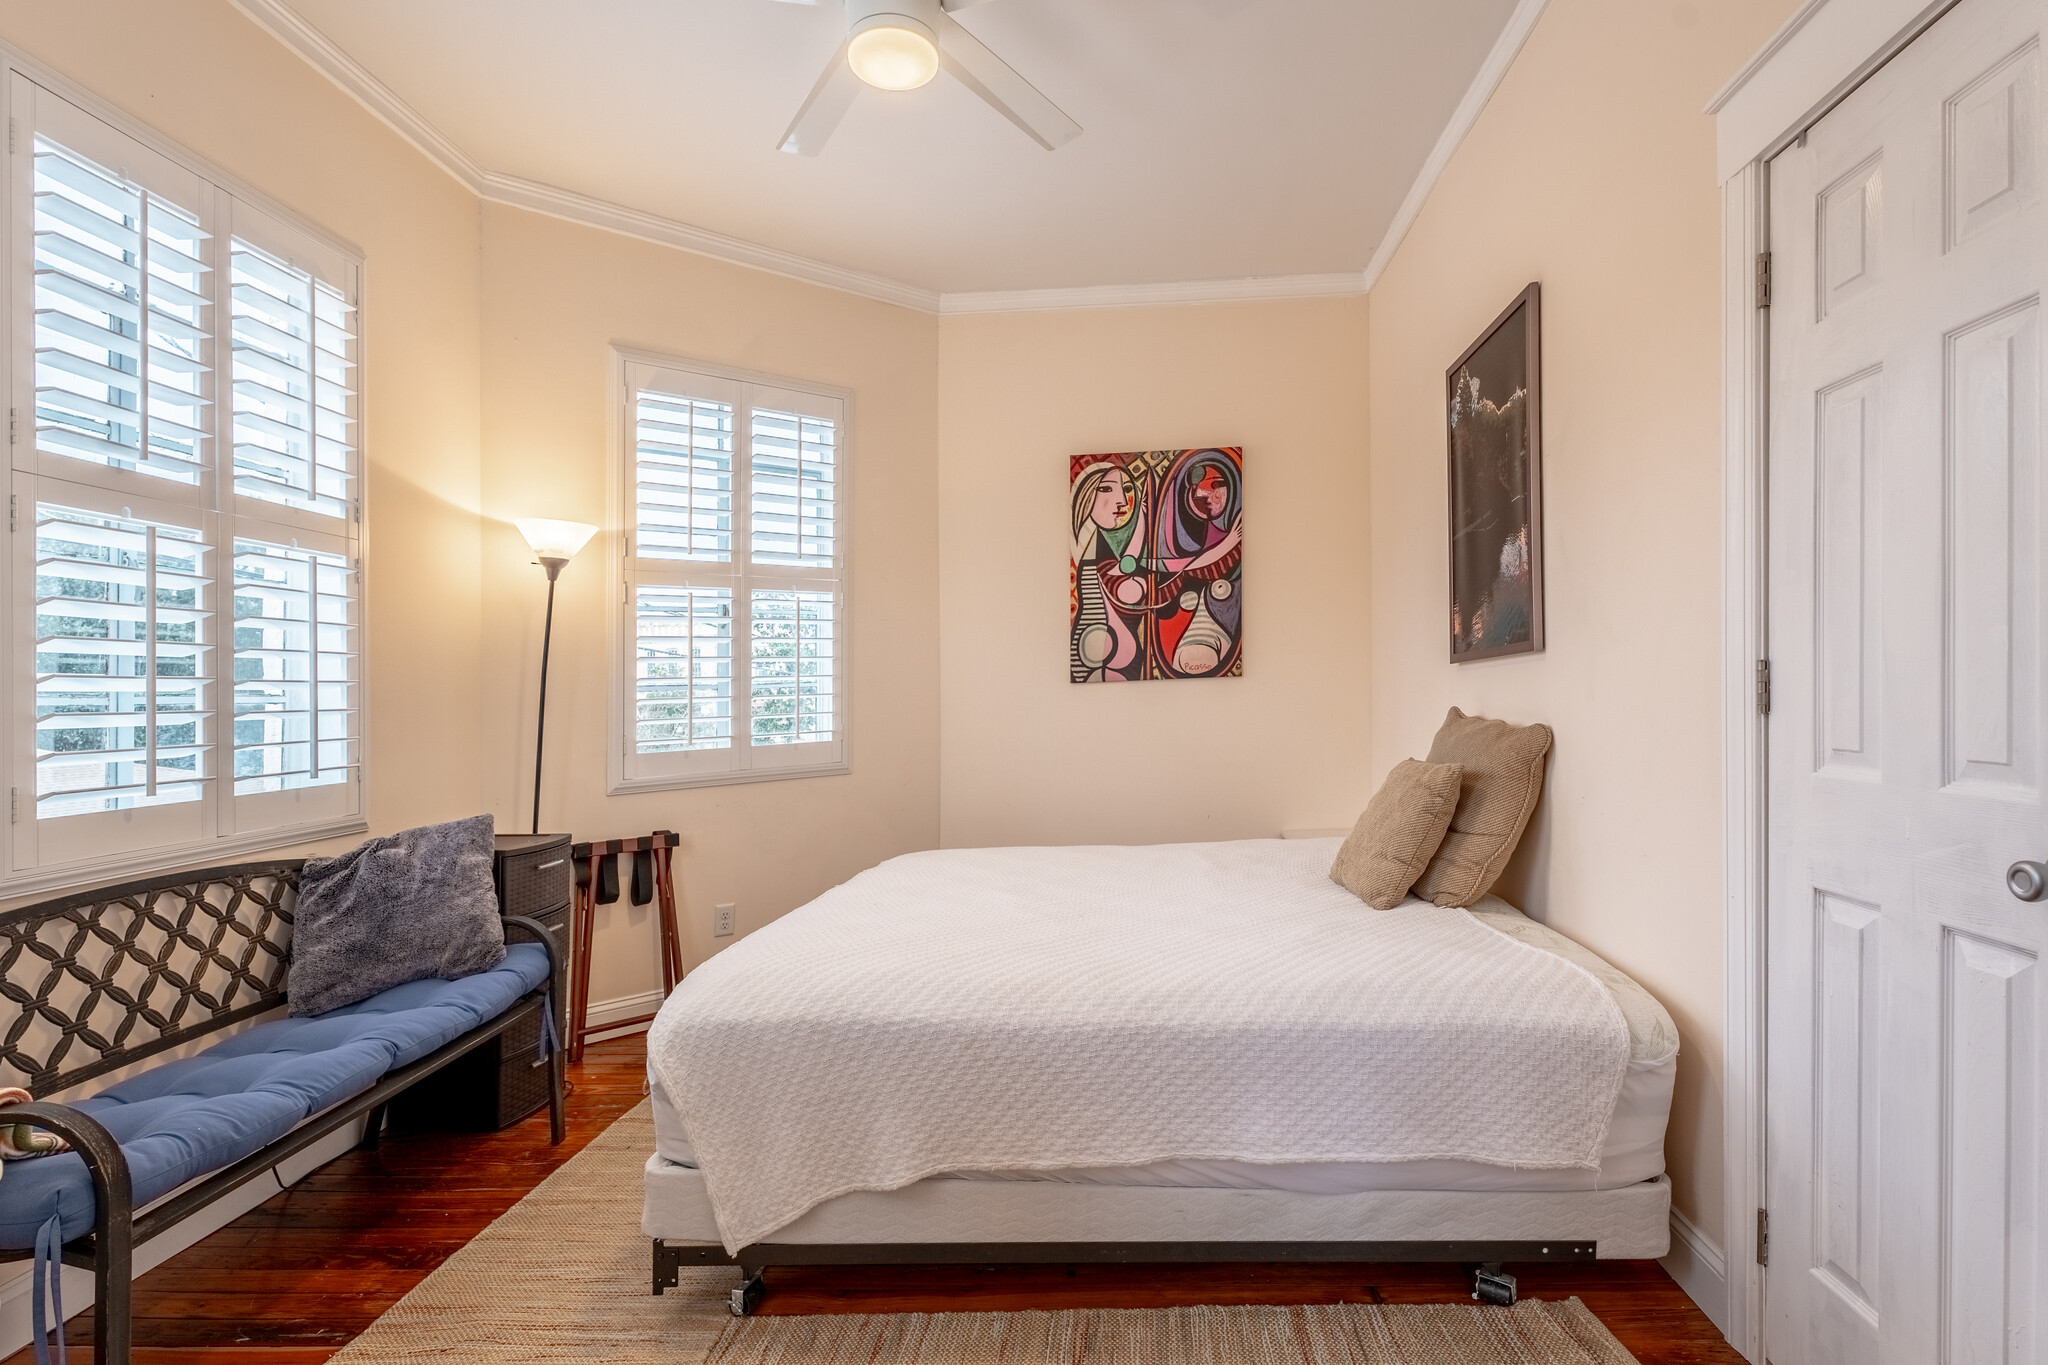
[[714, 903, 736, 938]]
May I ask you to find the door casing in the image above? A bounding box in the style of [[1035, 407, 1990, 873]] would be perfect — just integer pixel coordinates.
[[1712, 1, 1976, 1359]]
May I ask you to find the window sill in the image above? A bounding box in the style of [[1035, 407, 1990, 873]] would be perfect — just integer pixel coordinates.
[[0, 816, 370, 908], [608, 761, 851, 797]]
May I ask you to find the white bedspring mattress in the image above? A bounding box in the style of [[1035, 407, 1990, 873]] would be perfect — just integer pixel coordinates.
[[646, 893, 1677, 1197]]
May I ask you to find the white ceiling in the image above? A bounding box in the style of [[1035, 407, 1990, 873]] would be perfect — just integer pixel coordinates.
[[274, 0, 1521, 296]]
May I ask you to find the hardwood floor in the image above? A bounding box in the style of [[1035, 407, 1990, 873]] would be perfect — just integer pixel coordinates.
[[14, 1034, 1743, 1365]]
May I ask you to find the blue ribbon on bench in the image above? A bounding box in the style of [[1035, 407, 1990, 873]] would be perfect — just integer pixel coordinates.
[[31, 1211, 66, 1365], [538, 991, 561, 1064]]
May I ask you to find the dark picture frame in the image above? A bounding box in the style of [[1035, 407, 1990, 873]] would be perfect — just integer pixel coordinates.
[[1446, 282, 1544, 662]]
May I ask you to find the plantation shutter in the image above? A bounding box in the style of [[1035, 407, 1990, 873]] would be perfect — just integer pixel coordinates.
[[32, 502, 212, 818], [618, 360, 846, 790], [29, 97, 211, 492], [748, 409, 836, 567], [633, 586, 734, 754], [227, 225, 358, 522], [6, 79, 366, 887], [230, 537, 357, 798], [635, 391, 734, 562], [747, 589, 835, 746]]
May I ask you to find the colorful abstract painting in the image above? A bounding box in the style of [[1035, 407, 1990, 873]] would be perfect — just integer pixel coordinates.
[[1070, 448, 1243, 683]]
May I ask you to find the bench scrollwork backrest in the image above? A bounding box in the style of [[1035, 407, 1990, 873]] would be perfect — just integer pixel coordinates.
[[0, 860, 302, 1097]]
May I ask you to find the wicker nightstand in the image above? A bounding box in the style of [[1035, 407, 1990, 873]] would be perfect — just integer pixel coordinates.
[[390, 833, 571, 1131]]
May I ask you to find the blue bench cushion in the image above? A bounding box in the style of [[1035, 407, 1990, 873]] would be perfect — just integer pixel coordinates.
[[0, 942, 550, 1248]]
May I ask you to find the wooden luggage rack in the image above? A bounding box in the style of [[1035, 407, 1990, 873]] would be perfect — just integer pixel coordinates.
[[568, 831, 684, 1061]]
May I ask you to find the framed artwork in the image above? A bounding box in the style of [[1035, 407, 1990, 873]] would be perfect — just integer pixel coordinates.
[[1446, 282, 1544, 662], [1070, 448, 1243, 682]]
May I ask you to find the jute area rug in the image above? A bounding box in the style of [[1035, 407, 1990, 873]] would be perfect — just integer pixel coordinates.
[[330, 1102, 1641, 1364]]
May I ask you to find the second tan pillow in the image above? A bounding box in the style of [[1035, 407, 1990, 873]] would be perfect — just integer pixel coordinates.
[[1329, 758, 1466, 910], [1410, 707, 1554, 908]]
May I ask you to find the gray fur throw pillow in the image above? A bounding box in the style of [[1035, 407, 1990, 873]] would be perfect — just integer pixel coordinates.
[[288, 814, 506, 1017]]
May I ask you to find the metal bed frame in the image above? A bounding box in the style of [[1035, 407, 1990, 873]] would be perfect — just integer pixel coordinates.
[[0, 860, 565, 1364], [654, 1236, 1590, 1313]]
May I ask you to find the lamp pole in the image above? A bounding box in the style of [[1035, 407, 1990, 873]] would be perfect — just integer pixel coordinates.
[[515, 518, 595, 837], [531, 555, 569, 835]]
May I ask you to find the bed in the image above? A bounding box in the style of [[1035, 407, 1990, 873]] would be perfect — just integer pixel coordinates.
[[641, 838, 1676, 1313]]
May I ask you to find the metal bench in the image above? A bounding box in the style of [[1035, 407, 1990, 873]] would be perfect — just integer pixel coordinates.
[[0, 859, 563, 1364]]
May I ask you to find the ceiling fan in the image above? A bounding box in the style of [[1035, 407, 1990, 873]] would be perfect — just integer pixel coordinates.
[[768, 0, 1081, 155]]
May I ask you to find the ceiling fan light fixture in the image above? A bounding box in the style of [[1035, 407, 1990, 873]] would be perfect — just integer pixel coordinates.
[[847, 16, 940, 91]]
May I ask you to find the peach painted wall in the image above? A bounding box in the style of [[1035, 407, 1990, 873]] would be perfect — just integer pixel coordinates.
[[936, 297, 1372, 849], [1, 0, 1810, 1297], [1364, 0, 1798, 1249], [477, 204, 941, 1012], [0, 1, 488, 856]]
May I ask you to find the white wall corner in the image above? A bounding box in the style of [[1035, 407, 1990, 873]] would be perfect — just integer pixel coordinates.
[[1662, 1209, 1730, 1337], [1358, 0, 1552, 293]]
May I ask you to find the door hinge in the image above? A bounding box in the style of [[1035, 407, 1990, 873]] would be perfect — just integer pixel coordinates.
[[1756, 658, 1772, 715], [8, 407, 16, 446], [1756, 1208, 1770, 1267], [1756, 251, 1773, 309], [7, 118, 15, 156], [9, 789, 18, 826], [8, 494, 16, 532]]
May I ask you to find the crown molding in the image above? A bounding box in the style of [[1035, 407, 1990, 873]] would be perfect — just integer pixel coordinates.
[[233, 0, 1532, 316], [1359, 0, 1551, 293], [228, 0, 485, 192], [939, 272, 1366, 315], [479, 171, 943, 313], [229, 0, 943, 310]]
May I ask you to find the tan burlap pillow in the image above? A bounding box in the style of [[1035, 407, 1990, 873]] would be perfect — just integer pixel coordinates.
[[1329, 759, 1466, 910], [1410, 707, 1554, 908]]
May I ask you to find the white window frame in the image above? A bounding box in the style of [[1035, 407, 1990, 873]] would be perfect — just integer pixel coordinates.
[[0, 52, 369, 898], [608, 348, 851, 794]]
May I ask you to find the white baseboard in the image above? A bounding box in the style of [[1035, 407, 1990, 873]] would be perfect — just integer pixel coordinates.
[[1662, 1208, 1730, 1338], [0, 1115, 368, 1357], [582, 988, 667, 1043]]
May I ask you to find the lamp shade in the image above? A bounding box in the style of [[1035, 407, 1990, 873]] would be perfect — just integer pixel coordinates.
[[515, 518, 598, 562]]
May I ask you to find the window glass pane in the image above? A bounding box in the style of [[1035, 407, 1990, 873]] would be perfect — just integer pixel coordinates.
[[34, 504, 210, 817], [232, 540, 356, 793], [32, 139, 209, 485], [750, 409, 836, 567], [635, 587, 734, 752], [636, 392, 734, 561], [230, 240, 355, 518], [750, 589, 835, 745]]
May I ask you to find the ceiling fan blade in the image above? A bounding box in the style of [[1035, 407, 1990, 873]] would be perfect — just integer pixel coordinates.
[[779, 42, 861, 155], [934, 12, 1080, 151]]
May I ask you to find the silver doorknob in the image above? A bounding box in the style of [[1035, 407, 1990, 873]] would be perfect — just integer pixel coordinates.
[[2009, 862, 2048, 902]]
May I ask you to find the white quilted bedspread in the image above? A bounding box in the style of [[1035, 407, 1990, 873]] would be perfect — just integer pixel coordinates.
[[646, 839, 1632, 1252]]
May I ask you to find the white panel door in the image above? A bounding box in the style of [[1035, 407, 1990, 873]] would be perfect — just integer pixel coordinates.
[[1767, 1, 2046, 1363]]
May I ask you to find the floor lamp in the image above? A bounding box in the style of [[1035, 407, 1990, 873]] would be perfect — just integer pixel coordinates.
[[516, 518, 598, 835]]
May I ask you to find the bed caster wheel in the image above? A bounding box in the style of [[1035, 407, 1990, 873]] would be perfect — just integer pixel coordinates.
[[1472, 1264, 1517, 1306], [730, 1271, 766, 1316]]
